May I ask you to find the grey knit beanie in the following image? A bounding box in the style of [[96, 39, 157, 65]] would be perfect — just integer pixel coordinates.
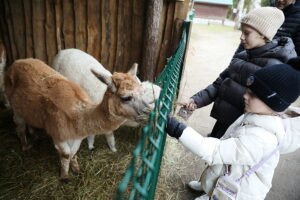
[[241, 7, 284, 41]]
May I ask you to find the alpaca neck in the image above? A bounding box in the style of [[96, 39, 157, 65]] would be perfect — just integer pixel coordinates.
[[77, 92, 126, 137]]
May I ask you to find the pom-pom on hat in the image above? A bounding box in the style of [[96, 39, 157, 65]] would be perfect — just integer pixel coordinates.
[[241, 7, 284, 41], [246, 64, 300, 112]]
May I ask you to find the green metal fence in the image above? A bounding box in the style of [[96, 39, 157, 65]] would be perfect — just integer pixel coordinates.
[[115, 22, 189, 200]]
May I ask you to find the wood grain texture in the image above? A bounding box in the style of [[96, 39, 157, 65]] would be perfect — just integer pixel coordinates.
[[155, 1, 175, 77], [8, 0, 25, 59], [74, 0, 87, 52], [54, 0, 63, 51], [62, 0, 75, 49], [4, 0, 18, 61], [101, 0, 117, 72], [87, 0, 101, 62], [0, 0, 190, 79], [0, 0, 12, 64], [32, 0, 47, 61], [23, 0, 34, 58], [115, 0, 133, 72], [45, 0, 57, 65], [141, 0, 163, 81], [130, 0, 145, 73]]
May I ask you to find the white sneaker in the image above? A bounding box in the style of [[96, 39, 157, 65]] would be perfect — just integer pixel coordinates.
[[188, 180, 203, 191], [194, 194, 209, 200]]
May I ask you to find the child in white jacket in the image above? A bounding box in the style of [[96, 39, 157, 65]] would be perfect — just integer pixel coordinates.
[[166, 63, 300, 200]]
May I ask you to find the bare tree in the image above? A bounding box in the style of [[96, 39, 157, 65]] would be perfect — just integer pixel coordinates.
[[234, 0, 245, 30]]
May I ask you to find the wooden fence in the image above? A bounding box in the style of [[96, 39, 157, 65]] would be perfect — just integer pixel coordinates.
[[0, 0, 191, 81]]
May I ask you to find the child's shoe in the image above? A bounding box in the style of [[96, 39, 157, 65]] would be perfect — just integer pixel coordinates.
[[194, 193, 209, 200], [188, 180, 203, 191]]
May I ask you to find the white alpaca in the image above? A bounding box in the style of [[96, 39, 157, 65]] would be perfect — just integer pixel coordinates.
[[5, 58, 148, 180], [53, 49, 161, 151]]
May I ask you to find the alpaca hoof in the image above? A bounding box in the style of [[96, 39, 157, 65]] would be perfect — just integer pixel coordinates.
[[22, 144, 32, 151], [71, 166, 80, 175], [60, 176, 69, 183], [110, 147, 117, 152], [88, 145, 95, 151]]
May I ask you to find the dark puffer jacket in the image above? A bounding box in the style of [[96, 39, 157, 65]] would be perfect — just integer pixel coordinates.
[[191, 37, 297, 127], [274, 4, 300, 55]]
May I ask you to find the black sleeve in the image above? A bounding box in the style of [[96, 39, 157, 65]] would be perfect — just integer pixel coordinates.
[[294, 26, 300, 56]]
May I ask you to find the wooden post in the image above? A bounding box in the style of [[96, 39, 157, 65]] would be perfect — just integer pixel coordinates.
[[140, 0, 163, 81]]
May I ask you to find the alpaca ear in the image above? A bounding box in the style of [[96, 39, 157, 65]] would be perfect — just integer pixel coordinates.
[[127, 63, 138, 76], [91, 69, 116, 93]]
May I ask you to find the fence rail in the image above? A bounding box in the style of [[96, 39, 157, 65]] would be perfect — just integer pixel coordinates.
[[116, 21, 189, 200]]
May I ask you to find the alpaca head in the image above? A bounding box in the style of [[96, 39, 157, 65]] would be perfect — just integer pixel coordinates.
[[91, 63, 149, 122]]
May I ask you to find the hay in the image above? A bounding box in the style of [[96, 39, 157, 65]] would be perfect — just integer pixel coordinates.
[[0, 108, 140, 200], [154, 137, 206, 200]]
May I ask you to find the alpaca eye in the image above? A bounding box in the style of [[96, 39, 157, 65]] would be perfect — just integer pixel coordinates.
[[121, 96, 132, 102]]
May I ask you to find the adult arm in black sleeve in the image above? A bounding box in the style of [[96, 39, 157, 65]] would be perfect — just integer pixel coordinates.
[[294, 27, 300, 56]]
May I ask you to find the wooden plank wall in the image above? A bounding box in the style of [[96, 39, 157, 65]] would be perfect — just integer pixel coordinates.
[[0, 0, 190, 80]]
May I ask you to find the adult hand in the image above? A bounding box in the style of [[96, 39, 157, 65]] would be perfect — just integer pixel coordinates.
[[166, 116, 187, 139], [184, 98, 197, 111]]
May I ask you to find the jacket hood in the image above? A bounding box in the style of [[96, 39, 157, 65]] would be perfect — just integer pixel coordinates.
[[247, 37, 297, 63], [280, 106, 300, 154], [243, 113, 285, 142]]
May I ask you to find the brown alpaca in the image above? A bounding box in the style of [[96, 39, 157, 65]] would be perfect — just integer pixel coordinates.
[[5, 58, 145, 180]]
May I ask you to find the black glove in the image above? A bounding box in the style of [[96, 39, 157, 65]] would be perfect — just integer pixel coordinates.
[[166, 116, 187, 139]]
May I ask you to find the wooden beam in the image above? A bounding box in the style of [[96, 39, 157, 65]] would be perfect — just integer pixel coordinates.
[[87, 0, 101, 62], [4, 0, 18, 62], [32, 0, 47, 62], [23, 0, 34, 58], [140, 0, 163, 81], [0, 1, 12, 64], [101, 0, 117, 72], [155, 1, 176, 77], [54, 0, 63, 51], [45, 0, 57, 65], [130, 0, 145, 75], [62, 0, 75, 49], [74, 0, 87, 52], [8, 0, 25, 59], [115, 0, 133, 72]]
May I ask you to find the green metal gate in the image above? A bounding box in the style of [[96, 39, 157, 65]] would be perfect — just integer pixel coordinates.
[[116, 21, 189, 200]]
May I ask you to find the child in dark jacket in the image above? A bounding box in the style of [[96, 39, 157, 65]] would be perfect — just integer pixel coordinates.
[[183, 7, 297, 139], [166, 62, 300, 200]]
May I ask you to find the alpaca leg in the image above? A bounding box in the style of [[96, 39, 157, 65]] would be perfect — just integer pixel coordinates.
[[70, 155, 80, 174], [105, 131, 117, 152], [13, 114, 31, 151], [55, 142, 71, 181], [60, 156, 71, 181], [69, 139, 82, 174], [87, 135, 95, 150]]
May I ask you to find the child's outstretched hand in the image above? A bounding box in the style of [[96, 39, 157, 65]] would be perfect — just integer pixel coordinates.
[[166, 116, 187, 139], [184, 98, 197, 111]]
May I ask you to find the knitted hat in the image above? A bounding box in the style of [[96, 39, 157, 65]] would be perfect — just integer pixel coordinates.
[[241, 7, 284, 41], [246, 64, 300, 112]]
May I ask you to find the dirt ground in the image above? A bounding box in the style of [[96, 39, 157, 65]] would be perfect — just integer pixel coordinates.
[[157, 23, 300, 200]]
